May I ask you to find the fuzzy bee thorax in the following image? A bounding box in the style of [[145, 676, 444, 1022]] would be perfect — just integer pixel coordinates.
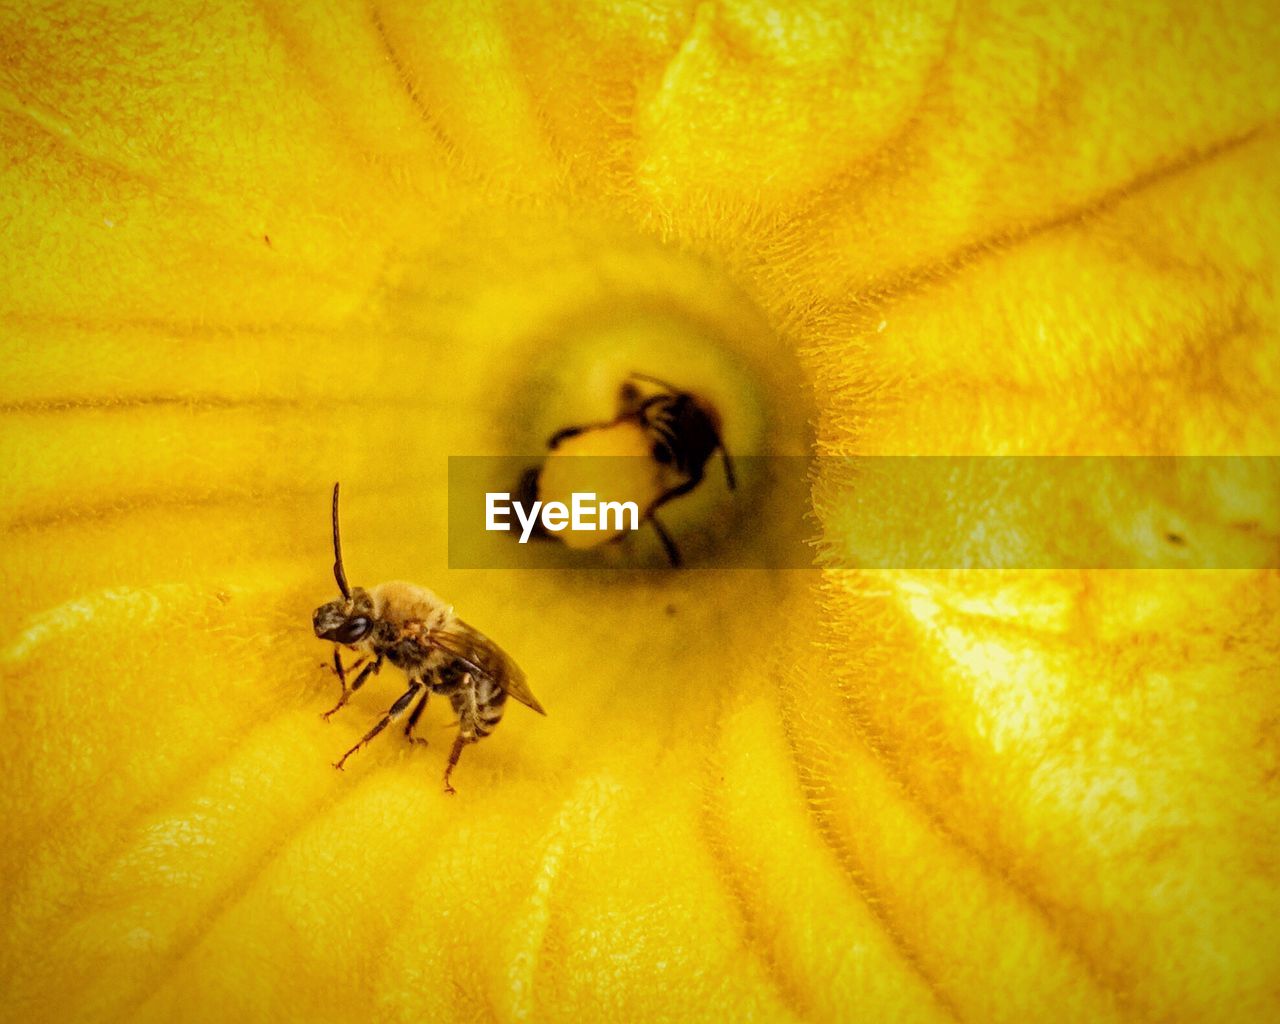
[[369, 580, 454, 631]]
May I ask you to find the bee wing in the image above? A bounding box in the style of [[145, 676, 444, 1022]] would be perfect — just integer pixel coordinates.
[[426, 623, 547, 716]]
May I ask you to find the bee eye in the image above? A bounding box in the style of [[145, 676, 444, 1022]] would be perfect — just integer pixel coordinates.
[[652, 441, 674, 465], [334, 616, 372, 644]]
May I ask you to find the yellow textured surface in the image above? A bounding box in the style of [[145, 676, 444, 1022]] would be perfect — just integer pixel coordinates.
[[1, 2, 1278, 1023]]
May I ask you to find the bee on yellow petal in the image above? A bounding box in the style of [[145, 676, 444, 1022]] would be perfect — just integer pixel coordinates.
[[517, 374, 736, 566], [312, 484, 544, 794]]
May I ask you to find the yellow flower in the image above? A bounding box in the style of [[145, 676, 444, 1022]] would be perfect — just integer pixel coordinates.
[[2, 2, 1278, 1022]]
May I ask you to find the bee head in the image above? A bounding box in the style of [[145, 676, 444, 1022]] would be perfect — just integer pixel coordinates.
[[313, 587, 375, 645], [315, 483, 377, 645]]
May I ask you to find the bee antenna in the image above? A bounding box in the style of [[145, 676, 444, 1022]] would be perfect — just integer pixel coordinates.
[[331, 482, 352, 600], [629, 371, 681, 394]]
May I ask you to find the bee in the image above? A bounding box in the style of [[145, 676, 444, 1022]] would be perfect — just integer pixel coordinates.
[[516, 373, 736, 567], [312, 483, 545, 794]]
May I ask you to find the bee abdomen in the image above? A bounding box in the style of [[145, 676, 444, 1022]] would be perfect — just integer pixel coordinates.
[[473, 693, 508, 738], [447, 670, 509, 740]]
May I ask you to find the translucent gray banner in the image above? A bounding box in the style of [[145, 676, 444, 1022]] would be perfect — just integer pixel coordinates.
[[447, 456, 1279, 569]]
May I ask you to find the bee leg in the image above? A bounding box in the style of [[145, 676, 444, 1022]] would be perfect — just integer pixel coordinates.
[[323, 649, 364, 684], [441, 673, 500, 794], [403, 690, 430, 746], [648, 514, 682, 568], [322, 648, 361, 694], [323, 654, 382, 722], [644, 473, 704, 568], [512, 467, 551, 542], [651, 473, 702, 510], [546, 420, 612, 449], [327, 648, 349, 682], [333, 680, 422, 770], [442, 731, 473, 796], [718, 446, 736, 490], [547, 424, 584, 448]]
